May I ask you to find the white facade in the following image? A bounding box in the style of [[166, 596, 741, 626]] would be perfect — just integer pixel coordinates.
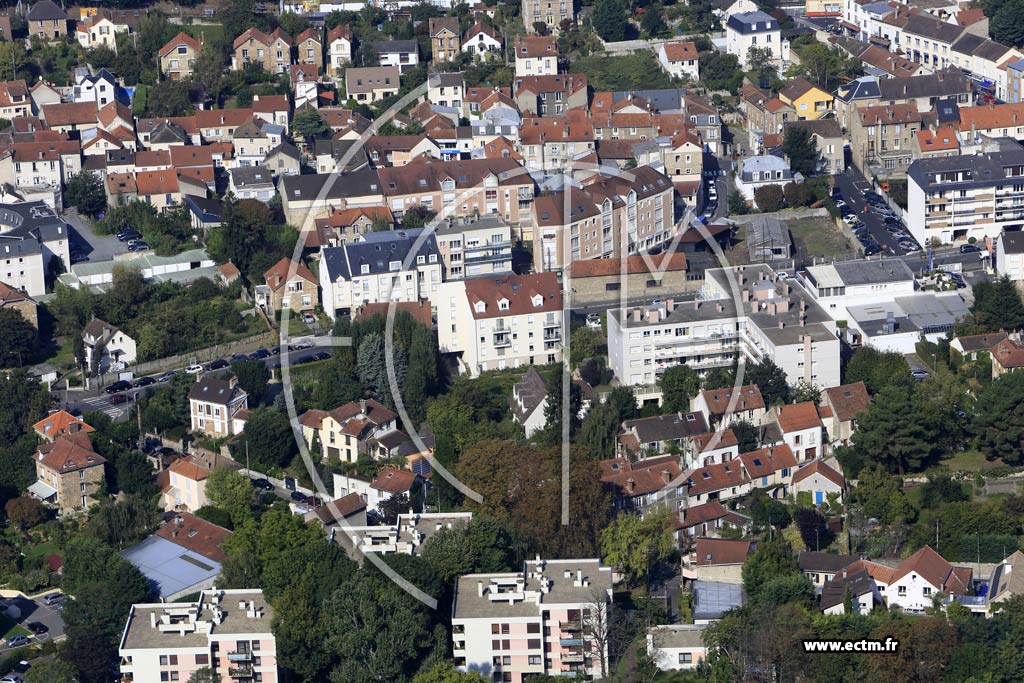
[[801, 259, 917, 321], [318, 248, 442, 321], [995, 230, 1024, 281], [647, 625, 707, 672], [725, 11, 789, 70]]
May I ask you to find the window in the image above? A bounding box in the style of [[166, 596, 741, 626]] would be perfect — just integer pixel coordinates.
[[898, 585, 907, 596], [196, 655, 209, 665], [680, 653, 693, 664]]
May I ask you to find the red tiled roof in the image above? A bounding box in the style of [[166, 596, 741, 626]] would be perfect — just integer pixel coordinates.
[[738, 444, 797, 479], [33, 411, 94, 440], [570, 253, 686, 278], [168, 455, 211, 481], [356, 300, 432, 328], [917, 127, 959, 152], [263, 256, 318, 290], [662, 41, 698, 62], [155, 512, 231, 563], [890, 545, 967, 593], [775, 402, 822, 433], [699, 384, 765, 416], [695, 538, 755, 565], [371, 466, 417, 495], [42, 102, 96, 126], [992, 337, 1024, 368], [692, 429, 738, 453], [600, 455, 682, 497], [687, 459, 750, 496], [464, 273, 562, 319], [160, 32, 202, 58], [37, 435, 106, 474], [792, 459, 846, 489], [134, 170, 180, 195], [822, 382, 869, 422]]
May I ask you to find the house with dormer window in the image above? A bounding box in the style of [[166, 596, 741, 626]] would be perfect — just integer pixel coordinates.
[[255, 256, 319, 313], [29, 433, 106, 515], [437, 272, 564, 377]]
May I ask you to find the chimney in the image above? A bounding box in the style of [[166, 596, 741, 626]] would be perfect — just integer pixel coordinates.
[[228, 375, 238, 390], [632, 308, 641, 322], [150, 612, 157, 628], [716, 302, 724, 312], [360, 399, 367, 413], [693, 299, 700, 310], [477, 581, 484, 597], [625, 476, 635, 493], [778, 320, 785, 329], [661, 469, 671, 484]]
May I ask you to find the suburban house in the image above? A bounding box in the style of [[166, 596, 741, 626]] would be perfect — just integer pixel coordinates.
[[514, 35, 558, 77], [600, 455, 684, 516], [734, 154, 799, 201], [521, 0, 575, 33], [617, 412, 709, 457], [255, 256, 319, 313], [798, 551, 858, 589], [232, 27, 293, 73], [295, 27, 323, 72], [27, 0, 67, 41], [345, 65, 401, 103], [159, 32, 202, 80], [765, 402, 824, 462], [990, 336, 1024, 378], [429, 17, 461, 62], [884, 545, 973, 611], [508, 366, 550, 437], [778, 76, 833, 120], [996, 230, 1024, 282], [81, 318, 137, 375], [675, 499, 750, 540], [820, 382, 869, 446], [684, 538, 756, 584], [726, 11, 788, 70], [647, 625, 708, 672], [658, 42, 700, 81], [369, 465, 424, 511], [30, 433, 106, 515], [228, 166, 275, 201], [298, 399, 399, 463], [820, 565, 884, 615], [950, 332, 1008, 362], [188, 375, 249, 438], [0, 280, 38, 329], [33, 410, 94, 442], [372, 40, 419, 72], [160, 455, 213, 512], [691, 385, 767, 430], [452, 558, 612, 681], [462, 22, 503, 61], [791, 459, 846, 504]]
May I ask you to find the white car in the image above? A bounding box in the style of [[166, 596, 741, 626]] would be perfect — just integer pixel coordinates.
[[842, 215, 860, 225], [586, 314, 601, 330], [185, 364, 203, 375]]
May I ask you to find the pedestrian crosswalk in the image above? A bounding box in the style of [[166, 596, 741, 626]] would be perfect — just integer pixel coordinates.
[[79, 395, 128, 420]]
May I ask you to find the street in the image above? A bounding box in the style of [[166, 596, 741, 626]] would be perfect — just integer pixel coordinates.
[[63, 344, 331, 421]]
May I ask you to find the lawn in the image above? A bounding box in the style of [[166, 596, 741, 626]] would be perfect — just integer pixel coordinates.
[[22, 540, 60, 567], [277, 312, 313, 338], [571, 53, 678, 92], [930, 449, 1003, 474], [181, 23, 225, 46], [0, 614, 29, 640], [788, 216, 858, 262]]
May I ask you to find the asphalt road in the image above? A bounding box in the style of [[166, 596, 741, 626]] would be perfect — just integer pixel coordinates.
[[62, 208, 129, 263], [0, 594, 65, 654], [63, 344, 331, 421]]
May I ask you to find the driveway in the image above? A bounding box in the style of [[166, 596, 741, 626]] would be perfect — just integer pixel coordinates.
[[62, 208, 129, 263]]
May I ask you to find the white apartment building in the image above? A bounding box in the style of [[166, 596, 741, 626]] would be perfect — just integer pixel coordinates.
[[514, 35, 558, 77], [801, 258, 916, 321], [118, 589, 278, 683], [435, 214, 513, 280], [437, 272, 564, 377], [318, 229, 443, 320], [453, 558, 613, 682], [725, 11, 788, 71], [907, 144, 1024, 246], [339, 512, 472, 556], [607, 265, 841, 389], [0, 201, 71, 297]]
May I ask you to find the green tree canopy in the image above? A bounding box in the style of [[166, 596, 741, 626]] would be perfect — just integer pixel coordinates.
[[292, 108, 330, 139], [231, 406, 298, 470], [147, 78, 194, 117], [991, 0, 1024, 48], [745, 357, 789, 406], [844, 346, 911, 394], [972, 370, 1024, 465], [204, 466, 256, 524], [660, 363, 700, 413], [64, 170, 107, 218], [592, 0, 628, 41], [230, 359, 271, 403], [754, 184, 785, 213], [599, 508, 675, 586], [0, 308, 36, 367]]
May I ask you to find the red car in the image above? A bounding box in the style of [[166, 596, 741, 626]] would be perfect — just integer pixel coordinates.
[[110, 393, 132, 405]]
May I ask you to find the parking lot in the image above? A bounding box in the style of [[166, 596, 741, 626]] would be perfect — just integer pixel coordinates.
[[0, 593, 65, 654], [62, 208, 130, 263], [833, 168, 922, 257]]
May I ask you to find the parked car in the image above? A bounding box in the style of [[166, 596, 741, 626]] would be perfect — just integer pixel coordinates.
[[157, 370, 177, 383], [250, 349, 271, 359], [842, 214, 859, 225], [251, 478, 274, 491], [586, 313, 601, 329], [270, 347, 281, 355], [960, 244, 981, 253], [117, 230, 141, 242], [230, 353, 250, 363], [11, 661, 30, 673], [185, 364, 203, 375], [25, 622, 47, 636], [133, 376, 156, 388], [128, 242, 150, 252], [302, 312, 316, 325], [1, 674, 25, 683], [911, 368, 930, 380], [42, 592, 64, 606], [110, 393, 130, 405], [5, 635, 29, 648], [104, 380, 132, 394], [206, 358, 229, 370], [835, 200, 847, 209], [289, 490, 307, 503], [288, 338, 315, 350]]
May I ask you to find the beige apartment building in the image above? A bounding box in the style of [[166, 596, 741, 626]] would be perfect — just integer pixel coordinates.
[[30, 434, 106, 515], [437, 272, 564, 377], [522, 0, 573, 33], [295, 27, 323, 72], [188, 375, 249, 438], [232, 27, 293, 74], [849, 102, 921, 177], [159, 32, 202, 80], [429, 17, 461, 63], [298, 399, 399, 463], [514, 35, 558, 77], [519, 111, 595, 171], [435, 214, 514, 280]]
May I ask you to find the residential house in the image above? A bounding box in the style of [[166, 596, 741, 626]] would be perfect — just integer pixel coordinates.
[[306, 493, 368, 531], [429, 17, 461, 63], [990, 336, 1024, 378], [256, 256, 319, 313], [233, 27, 293, 74], [75, 9, 134, 51], [513, 73, 589, 116], [684, 458, 753, 506], [160, 455, 212, 512], [265, 141, 301, 177], [369, 465, 424, 511], [0, 80, 31, 120], [820, 382, 869, 446], [312, 206, 394, 247], [687, 430, 742, 470], [725, 11, 788, 70], [740, 83, 795, 138], [299, 399, 399, 463], [346, 65, 401, 103], [29, 433, 105, 515], [895, 13, 968, 74], [798, 551, 858, 589], [372, 40, 419, 73], [658, 42, 700, 81], [26, 0, 66, 41], [987, 550, 1024, 608], [647, 625, 708, 672], [765, 402, 823, 462], [738, 444, 798, 492], [514, 35, 558, 77], [691, 385, 767, 430], [159, 32, 202, 79], [319, 228, 441, 319], [508, 365, 550, 437], [81, 318, 136, 374], [685, 538, 756, 584], [519, 111, 595, 171], [820, 566, 883, 615], [295, 27, 323, 72], [0, 200, 69, 295], [328, 24, 354, 74], [522, 0, 575, 33], [227, 166, 275, 202], [849, 102, 921, 177], [118, 590, 278, 683], [617, 412, 709, 457], [791, 459, 846, 504], [462, 22, 502, 61], [996, 230, 1024, 281], [437, 272, 564, 377], [452, 559, 613, 681], [32, 410, 93, 442], [778, 76, 833, 120], [601, 455, 685, 515], [0, 280, 38, 328], [135, 170, 205, 211], [734, 154, 798, 201], [784, 119, 844, 174], [949, 331, 1008, 361], [40, 102, 97, 134], [885, 545, 973, 611], [278, 168, 384, 225], [913, 127, 959, 158], [675, 498, 750, 541], [188, 375, 249, 438]]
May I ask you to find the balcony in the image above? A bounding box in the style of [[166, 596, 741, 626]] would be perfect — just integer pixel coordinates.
[[543, 329, 561, 341], [562, 653, 585, 663], [227, 652, 253, 663], [559, 621, 582, 631], [228, 666, 254, 679], [493, 334, 512, 348], [560, 638, 585, 647]]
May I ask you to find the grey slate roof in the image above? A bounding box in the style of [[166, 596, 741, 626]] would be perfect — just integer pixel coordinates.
[[229, 166, 275, 189], [612, 88, 688, 113], [934, 97, 960, 125], [281, 168, 381, 202], [509, 366, 547, 423], [831, 258, 914, 285], [835, 76, 880, 103], [876, 70, 971, 102], [371, 40, 418, 53], [902, 13, 964, 43], [321, 228, 439, 281], [1001, 230, 1024, 254], [726, 10, 778, 34], [27, 0, 67, 21], [798, 551, 858, 574], [0, 201, 68, 244], [820, 568, 876, 611]]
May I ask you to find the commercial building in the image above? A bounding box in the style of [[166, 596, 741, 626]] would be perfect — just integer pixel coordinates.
[[607, 265, 841, 388], [453, 558, 613, 682], [801, 257, 916, 321], [118, 589, 278, 683]]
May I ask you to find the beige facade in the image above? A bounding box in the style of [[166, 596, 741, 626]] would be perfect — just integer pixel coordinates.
[[233, 28, 293, 74], [849, 103, 920, 176], [32, 435, 106, 515], [522, 0, 573, 32], [295, 28, 323, 72], [160, 455, 211, 512], [188, 375, 249, 438], [159, 32, 202, 80], [429, 17, 461, 63]]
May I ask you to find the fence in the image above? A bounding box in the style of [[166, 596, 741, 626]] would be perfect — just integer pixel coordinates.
[[128, 331, 276, 377]]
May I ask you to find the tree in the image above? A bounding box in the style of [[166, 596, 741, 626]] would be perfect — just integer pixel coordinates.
[[659, 364, 700, 413], [972, 371, 1024, 465], [64, 171, 107, 218], [731, 419, 760, 452], [728, 189, 751, 215], [959, 276, 1024, 333], [24, 659, 78, 683], [570, 326, 606, 367], [702, 52, 744, 93], [0, 308, 35, 367], [204, 466, 256, 524], [147, 78, 193, 117], [746, 46, 775, 75], [540, 369, 581, 446], [86, 496, 158, 547], [745, 358, 789, 406], [232, 407, 298, 470], [642, 3, 668, 37], [592, 0, 628, 41], [413, 663, 488, 683], [230, 359, 271, 403], [844, 381, 941, 476], [277, 11, 310, 35], [5, 495, 47, 532], [186, 669, 218, 683], [292, 108, 330, 139], [991, 0, 1024, 48], [358, 332, 407, 410], [193, 44, 227, 106], [844, 346, 910, 394], [793, 507, 834, 550], [754, 184, 785, 213], [600, 508, 674, 586], [789, 380, 821, 404], [741, 538, 801, 605], [783, 180, 814, 207], [401, 322, 438, 423], [782, 126, 819, 177]]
